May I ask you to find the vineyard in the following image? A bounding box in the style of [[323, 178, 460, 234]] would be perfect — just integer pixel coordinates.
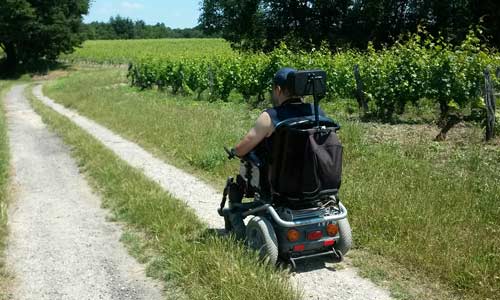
[[61, 38, 234, 64], [125, 31, 500, 137]]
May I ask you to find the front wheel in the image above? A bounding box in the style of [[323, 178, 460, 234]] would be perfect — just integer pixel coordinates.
[[226, 212, 246, 240], [224, 215, 232, 232], [246, 216, 279, 265]]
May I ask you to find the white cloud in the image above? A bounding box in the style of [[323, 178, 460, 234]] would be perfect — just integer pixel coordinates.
[[121, 1, 144, 10]]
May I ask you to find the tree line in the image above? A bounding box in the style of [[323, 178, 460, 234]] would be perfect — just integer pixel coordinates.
[[2, 0, 499, 70], [200, 0, 500, 51], [82, 16, 216, 40]]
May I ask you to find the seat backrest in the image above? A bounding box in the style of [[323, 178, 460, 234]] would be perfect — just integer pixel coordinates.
[[269, 116, 342, 203]]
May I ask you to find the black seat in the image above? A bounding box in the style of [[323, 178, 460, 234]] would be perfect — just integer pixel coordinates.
[[268, 116, 342, 208]]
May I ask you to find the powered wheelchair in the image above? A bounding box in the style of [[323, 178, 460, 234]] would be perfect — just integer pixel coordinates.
[[218, 70, 352, 267]]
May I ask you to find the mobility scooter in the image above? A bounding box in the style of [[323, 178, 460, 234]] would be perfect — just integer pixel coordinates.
[[218, 70, 352, 268]]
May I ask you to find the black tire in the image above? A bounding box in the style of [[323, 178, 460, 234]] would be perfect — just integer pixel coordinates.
[[335, 218, 353, 256], [224, 215, 232, 233], [246, 216, 279, 265], [226, 212, 246, 240]]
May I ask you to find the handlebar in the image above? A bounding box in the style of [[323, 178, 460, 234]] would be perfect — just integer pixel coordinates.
[[224, 146, 236, 159], [223, 147, 262, 168]]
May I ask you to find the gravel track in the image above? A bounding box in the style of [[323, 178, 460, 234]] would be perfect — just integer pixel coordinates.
[[4, 85, 164, 300], [33, 84, 394, 300]]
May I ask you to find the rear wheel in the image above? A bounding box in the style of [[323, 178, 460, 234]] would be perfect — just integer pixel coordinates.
[[246, 216, 279, 265], [335, 218, 353, 256]]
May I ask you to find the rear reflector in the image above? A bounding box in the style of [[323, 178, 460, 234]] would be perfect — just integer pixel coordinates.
[[307, 230, 323, 241], [323, 240, 335, 247], [293, 244, 305, 252], [326, 223, 339, 236], [287, 229, 300, 242]]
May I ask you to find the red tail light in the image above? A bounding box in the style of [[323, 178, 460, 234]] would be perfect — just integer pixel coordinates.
[[323, 239, 335, 247], [307, 230, 323, 241], [293, 244, 305, 252]]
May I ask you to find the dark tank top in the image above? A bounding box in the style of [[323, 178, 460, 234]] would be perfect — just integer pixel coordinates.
[[254, 98, 326, 161], [265, 98, 325, 127]]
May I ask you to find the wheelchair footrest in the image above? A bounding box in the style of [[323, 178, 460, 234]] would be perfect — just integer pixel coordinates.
[[288, 247, 343, 269]]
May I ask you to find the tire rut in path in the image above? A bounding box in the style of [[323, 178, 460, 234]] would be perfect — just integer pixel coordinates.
[[33, 84, 394, 300], [4, 84, 163, 300]]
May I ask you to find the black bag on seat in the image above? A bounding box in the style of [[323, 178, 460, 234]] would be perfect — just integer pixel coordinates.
[[269, 118, 342, 202]]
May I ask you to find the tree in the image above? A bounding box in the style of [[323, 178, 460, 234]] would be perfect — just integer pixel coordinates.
[[200, 0, 500, 51], [472, 0, 500, 48], [0, 0, 89, 69], [109, 15, 135, 39], [262, 0, 351, 50], [199, 0, 365, 51], [134, 20, 147, 38], [200, 0, 266, 50]]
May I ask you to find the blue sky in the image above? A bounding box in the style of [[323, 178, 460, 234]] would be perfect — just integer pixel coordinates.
[[84, 0, 201, 29]]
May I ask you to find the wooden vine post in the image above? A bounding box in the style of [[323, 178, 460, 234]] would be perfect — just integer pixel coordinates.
[[353, 64, 368, 114], [208, 65, 214, 100], [484, 68, 496, 141]]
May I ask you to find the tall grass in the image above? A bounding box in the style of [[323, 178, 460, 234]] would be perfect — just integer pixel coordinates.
[[30, 88, 300, 300], [44, 68, 500, 299]]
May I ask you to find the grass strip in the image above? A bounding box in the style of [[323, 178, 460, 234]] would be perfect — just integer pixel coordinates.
[[29, 85, 300, 300], [44, 68, 500, 300], [0, 81, 13, 299]]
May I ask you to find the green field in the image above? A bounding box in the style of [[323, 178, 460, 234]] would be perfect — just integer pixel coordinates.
[[61, 38, 234, 64], [44, 67, 500, 300]]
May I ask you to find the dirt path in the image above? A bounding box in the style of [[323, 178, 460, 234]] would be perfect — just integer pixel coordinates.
[[4, 84, 164, 300], [33, 84, 394, 300]]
